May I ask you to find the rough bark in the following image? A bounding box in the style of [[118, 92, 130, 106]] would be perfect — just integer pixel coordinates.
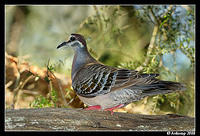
[[5, 108, 194, 131]]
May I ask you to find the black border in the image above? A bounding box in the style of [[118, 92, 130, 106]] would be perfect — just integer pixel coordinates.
[[2, 1, 198, 135]]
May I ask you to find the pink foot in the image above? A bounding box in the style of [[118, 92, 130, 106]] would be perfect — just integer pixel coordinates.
[[84, 105, 101, 110], [104, 104, 124, 115]]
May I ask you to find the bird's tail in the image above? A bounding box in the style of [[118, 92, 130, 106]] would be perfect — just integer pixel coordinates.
[[131, 81, 186, 97]]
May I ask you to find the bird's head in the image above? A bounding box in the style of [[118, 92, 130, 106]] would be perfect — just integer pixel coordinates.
[[57, 33, 87, 50]]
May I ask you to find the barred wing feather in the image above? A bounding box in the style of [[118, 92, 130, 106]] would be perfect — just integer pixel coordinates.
[[72, 63, 159, 97]]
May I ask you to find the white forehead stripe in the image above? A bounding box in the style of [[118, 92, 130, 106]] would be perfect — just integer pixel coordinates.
[[77, 40, 84, 48], [68, 40, 84, 48]]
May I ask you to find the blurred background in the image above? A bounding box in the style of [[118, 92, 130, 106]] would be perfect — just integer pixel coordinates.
[[5, 5, 195, 117]]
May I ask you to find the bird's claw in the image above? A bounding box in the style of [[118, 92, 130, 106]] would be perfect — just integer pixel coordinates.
[[104, 104, 124, 115], [84, 104, 124, 115]]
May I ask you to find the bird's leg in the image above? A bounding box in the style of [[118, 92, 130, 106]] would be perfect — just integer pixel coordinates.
[[84, 105, 101, 110], [104, 104, 124, 115]]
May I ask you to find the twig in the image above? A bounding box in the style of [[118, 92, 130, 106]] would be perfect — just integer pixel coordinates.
[[136, 5, 174, 72], [20, 75, 35, 89], [179, 47, 195, 65], [149, 7, 158, 24], [5, 81, 14, 89], [65, 95, 76, 106], [93, 6, 103, 31], [12, 75, 34, 109], [159, 61, 185, 83], [22, 89, 39, 95], [46, 59, 69, 107], [136, 24, 158, 71]]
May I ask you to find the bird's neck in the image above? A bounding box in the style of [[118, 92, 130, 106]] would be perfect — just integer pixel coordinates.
[[72, 47, 96, 80]]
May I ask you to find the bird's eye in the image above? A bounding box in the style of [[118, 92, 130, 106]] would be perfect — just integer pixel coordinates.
[[70, 36, 76, 41]]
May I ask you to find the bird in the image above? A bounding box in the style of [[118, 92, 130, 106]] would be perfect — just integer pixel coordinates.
[[57, 33, 186, 114]]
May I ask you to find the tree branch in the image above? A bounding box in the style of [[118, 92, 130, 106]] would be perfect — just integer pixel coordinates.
[[5, 108, 194, 131], [136, 24, 159, 71], [136, 5, 175, 72]]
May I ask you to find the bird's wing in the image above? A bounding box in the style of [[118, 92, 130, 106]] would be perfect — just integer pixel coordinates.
[[72, 63, 159, 97]]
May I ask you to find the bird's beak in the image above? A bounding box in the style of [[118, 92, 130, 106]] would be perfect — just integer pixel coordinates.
[[57, 40, 71, 49]]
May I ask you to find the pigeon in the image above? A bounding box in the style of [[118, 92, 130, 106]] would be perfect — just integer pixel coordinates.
[[57, 33, 186, 114]]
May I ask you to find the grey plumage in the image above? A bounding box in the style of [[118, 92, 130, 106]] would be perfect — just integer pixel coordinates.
[[57, 33, 186, 110]]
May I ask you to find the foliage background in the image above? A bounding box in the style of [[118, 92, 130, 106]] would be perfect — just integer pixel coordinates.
[[5, 5, 195, 117]]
